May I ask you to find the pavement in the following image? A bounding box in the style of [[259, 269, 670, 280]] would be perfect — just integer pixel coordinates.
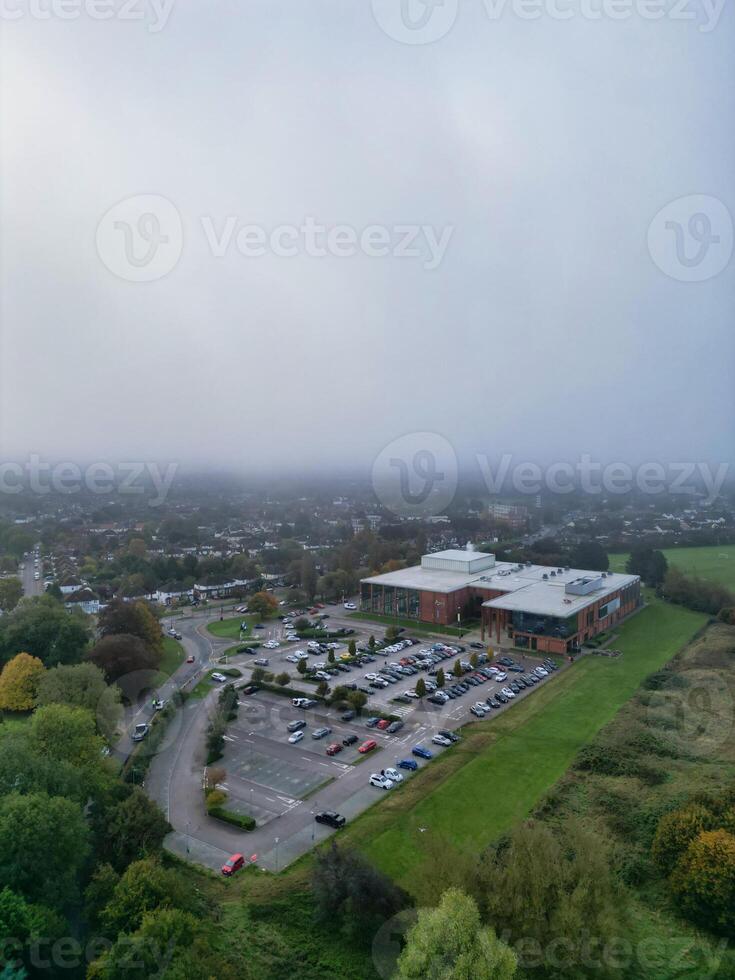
[[141, 602, 563, 874]]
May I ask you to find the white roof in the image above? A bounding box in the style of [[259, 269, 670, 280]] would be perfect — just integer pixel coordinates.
[[362, 557, 638, 611]]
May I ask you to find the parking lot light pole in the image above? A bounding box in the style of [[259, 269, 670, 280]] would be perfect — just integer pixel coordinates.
[[274, 837, 280, 872]]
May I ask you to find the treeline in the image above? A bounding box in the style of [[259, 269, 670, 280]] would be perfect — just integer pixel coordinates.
[[660, 567, 735, 617]]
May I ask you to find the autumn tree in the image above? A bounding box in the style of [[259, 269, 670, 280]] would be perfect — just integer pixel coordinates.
[[0, 653, 45, 710], [670, 829, 735, 933], [98, 599, 163, 656], [248, 591, 278, 619], [652, 804, 718, 874]]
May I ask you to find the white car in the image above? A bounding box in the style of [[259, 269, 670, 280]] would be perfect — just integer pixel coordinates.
[[264, 640, 281, 649], [286, 655, 300, 664], [494, 672, 508, 682], [288, 731, 305, 743], [472, 701, 489, 714], [369, 773, 393, 789], [296, 651, 309, 660], [383, 767, 404, 783], [343, 602, 357, 610], [403, 691, 420, 699], [292, 697, 310, 708], [432, 734, 452, 746], [314, 671, 331, 681], [364, 672, 379, 681], [501, 687, 516, 699], [211, 672, 228, 683], [534, 667, 549, 677]]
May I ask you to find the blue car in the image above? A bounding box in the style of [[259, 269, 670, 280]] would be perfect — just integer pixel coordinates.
[[398, 758, 418, 771], [412, 745, 433, 760]]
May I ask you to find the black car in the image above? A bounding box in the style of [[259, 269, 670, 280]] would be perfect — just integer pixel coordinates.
[[496, 692, 509, 704], [470, 642, 484, 650], [342, 734, 359, 746], [357, 686, 371, 695], [510, 682, 521, 694], [315, 811, 346, 829], [437, 729, 460, 742], [387, 720, 404, 734], [487, 698, 501, 709], [340, 709, 356, 721], [241, 685, 259, 695]]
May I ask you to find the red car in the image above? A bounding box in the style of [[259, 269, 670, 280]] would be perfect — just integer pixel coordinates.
[[186, 655, 195, 663], [221, 853, 244, 876], [358, 739, 377, 754], [376, 719, 390, 730], [326, 742, 343, 756]]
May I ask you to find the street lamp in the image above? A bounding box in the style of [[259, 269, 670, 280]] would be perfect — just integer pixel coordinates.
[[274, 836, 280, 872]]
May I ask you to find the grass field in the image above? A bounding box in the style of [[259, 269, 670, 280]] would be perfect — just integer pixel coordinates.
[[610, 544, 735, 589], [357, 596, 707, 887], [207, 614, 259, 639], [160, 636, 185, 675]]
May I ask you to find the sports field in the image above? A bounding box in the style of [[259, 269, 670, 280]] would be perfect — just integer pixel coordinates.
[[609, 544, 735, 590], [358, 597, 707, 887]]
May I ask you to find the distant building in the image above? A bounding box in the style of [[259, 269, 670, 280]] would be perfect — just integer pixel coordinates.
[[64, 588, 101, 615]]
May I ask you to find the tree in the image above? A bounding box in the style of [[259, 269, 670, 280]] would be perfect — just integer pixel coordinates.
[[275, 671, 290, 687], [626, 546, 668, 587], [0, 578, 23, 613], [385, 626, 399, 642], [569, 540, 609, 572], [346, 690, 368, 713], [397, 888, 517, 979], [652, 804, 718, 874], [296, 659, 307, 676], [454, 659, 463, 679], [30, 704, 104, 774], [316, 680, 329, 697], [294, 616, 310, 632], [348, 640, 356, 658], [0, 733, 86, 803], [99, 788, 170, 870], [36, 661, 122, 742], [368, 635, 376, 651], [328, 649, 335, 664], [0, 653, 44, 710], [670, 829, 735, 933], [436, 667, 445, 689], [101, 858, 195, 934], [84, 864, 120, 929], [312, 842, 408, 945], [302, 555, 318, 601], [415, 677, 426, 698], [0, 792, 90, 908], [0, 595, 89, 668], [478, 820, 628, 975], [88, 633, 160, 683], [98, 599, 163, 655], [248, 591, 278, 619], [470, 652, 479, 669]]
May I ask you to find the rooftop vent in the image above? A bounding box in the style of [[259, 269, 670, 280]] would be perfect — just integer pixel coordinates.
[[550, 570, 556, 577], [542, 573, 549, 580]]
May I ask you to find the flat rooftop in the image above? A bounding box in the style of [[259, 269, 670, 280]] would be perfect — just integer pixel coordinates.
[[361, 555, 639, 612]]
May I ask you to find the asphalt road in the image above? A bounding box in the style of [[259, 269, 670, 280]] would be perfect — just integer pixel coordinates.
[[21, 557, 43, 597]]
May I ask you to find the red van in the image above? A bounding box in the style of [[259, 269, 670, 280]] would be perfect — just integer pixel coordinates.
[[221, 853, 245, 876]]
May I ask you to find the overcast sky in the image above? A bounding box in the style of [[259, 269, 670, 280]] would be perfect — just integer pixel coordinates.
[[1, 0, 733, 477]]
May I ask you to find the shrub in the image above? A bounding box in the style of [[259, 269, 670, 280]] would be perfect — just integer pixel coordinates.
[[208, 807, 255, 831], [652, 803, 719, 873], [669, 829, 735, 933], [205, 789, 227, 810]]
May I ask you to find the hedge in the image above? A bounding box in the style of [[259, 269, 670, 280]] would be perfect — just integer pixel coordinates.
[[208, 806, 256, 831]]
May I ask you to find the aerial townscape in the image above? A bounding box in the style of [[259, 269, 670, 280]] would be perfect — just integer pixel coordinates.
[[1, 2, 732, 978]]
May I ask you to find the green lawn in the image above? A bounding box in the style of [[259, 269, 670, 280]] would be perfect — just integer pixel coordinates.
[[348, 611, 478, 637], [207, 614, 259, 639], [360, 597, 707, 887], [610, 544, 735, 590], [160, 636, 186, 675]]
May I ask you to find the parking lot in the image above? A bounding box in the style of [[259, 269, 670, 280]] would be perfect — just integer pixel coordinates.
[[160, 610, 565, 872]]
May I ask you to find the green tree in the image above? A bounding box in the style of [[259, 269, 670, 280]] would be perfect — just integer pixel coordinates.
[[415, 677, 426, 698], [368, 635, 376, 651], [328, 649, 335, 664], [0, 792, 89, 908], [652, 804, 718, 874], [0, 595, 89, 668], [436, 667, 445, 689], [346, 690, 368, 713], [470, 652, 479, 669], [275, 672, 290, 686], [626, 546, 668, 587], [670, 829, 735, 933], [0, 578, 23, 613], [316, 680, 329, 697], [570, 540, 609, 572], [98, 788, 170, 871], [36, 661, 121, 742], [397, 888, 517, 979], [0, 653, 44, 710], [348, 639, 356, 658], [296, 659, 307, 676], [101, 858, 195, 934], [30, 703, 104, 773], [454, 659, 463, 679], [84, 864, 120, 929], [0, 733, 86, 803]]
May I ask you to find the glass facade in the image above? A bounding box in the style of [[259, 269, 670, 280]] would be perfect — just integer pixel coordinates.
[[510, 610, 579, 639], [360, 584, 420, 619]]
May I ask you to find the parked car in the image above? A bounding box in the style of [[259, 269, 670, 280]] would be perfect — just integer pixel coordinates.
[[369, 773, 393, 789], [186, 654, 195, 663], [358, 739, 377, 754], [340, 709, 356, 722], [288, 731, 305, 744], [412, 745, 433, 760], [253, 658, 269, 667], [365, 717, 380, 728], [398, 758, 418, 771], [241, 685, 259, 696], [432, 733, 453, 746], [326, 742, 343, 756], [287, 720, 306, 733], [221, 853, 245, 876], [312, 727, 332, 739], [376, 719, 390, 730], [315, 811, 345, 828], [387, 720, 404, 734], [438, 729, 460, 742], [211, 672, 228, 683], [342, 734, 359, 746], [470, 704, 486, 717], [382, 767, 403, 783]]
